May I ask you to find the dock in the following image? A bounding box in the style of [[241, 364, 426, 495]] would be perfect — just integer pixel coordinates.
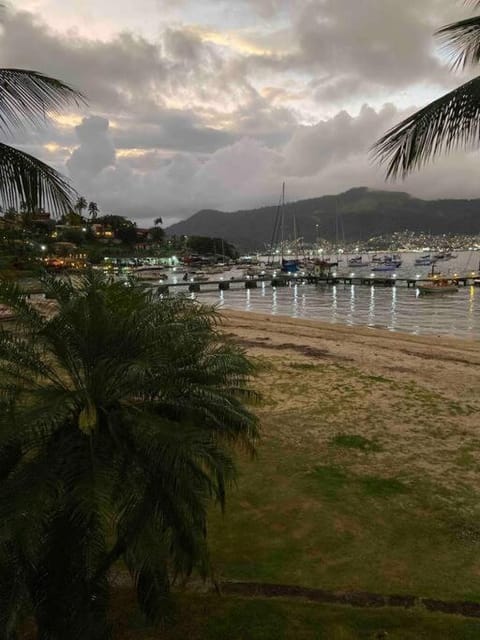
[[156, 273, 478, 294]]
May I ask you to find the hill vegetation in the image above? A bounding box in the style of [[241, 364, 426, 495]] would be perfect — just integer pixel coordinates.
[[167, 187, 480, 251]]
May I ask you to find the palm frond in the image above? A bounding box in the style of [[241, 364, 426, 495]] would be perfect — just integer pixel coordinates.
[[0, 142, 77, 213], [437, 16, 480, 69], [0, 69, 86, 135], [372, 75, 480, 178]]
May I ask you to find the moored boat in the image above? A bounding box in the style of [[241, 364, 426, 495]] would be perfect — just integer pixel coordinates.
[[133, 265, 167, 280], [348, 255, 368, 268], [415, 254, 436, 266], [417, 276, 458, 294]]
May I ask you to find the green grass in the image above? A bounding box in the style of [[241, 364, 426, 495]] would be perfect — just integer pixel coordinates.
[[110, 592, 480, 639], [207, 357, 480, 603], [331, 434, 382, 452]]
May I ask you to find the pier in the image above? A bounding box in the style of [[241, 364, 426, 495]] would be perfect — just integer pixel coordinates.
[[155, 272, 478, 294]]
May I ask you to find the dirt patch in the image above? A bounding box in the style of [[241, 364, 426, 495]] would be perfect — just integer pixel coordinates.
[[220, 581, 480, 619]]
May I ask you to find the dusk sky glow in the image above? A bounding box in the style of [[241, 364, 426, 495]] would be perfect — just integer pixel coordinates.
[[5, 0, 480, 225]]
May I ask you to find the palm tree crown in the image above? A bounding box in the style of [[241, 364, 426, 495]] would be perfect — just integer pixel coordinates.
[[373, 0, 480, 177], [75, 195, 87, 216], [88, 201, 99, 220], [0, 67, 85, 214], [0, 272, 258, 638]]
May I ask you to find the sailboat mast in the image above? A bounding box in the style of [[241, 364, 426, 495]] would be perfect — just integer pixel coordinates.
[[293, 215, 298, 262], [281, 181, 285, 262]]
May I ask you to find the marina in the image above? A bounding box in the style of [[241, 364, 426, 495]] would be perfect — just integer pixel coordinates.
[[146, 251, 480, 340]]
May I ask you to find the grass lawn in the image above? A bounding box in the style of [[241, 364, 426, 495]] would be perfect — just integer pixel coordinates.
[[208, 356, 480, 602], [108, 592, 480, 639]]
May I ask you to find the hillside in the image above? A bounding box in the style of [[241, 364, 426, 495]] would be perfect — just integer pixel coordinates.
[[166, 187, 480, 250]]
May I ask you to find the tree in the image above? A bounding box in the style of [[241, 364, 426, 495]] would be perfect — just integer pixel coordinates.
[[149, 226, 165, 243], [0, 68, 85, 214], [0, 272, 258, 639], [154, 217, 163, 226], [75, 196, 88, 217], [96, 214, 137, 245], [373, 0, 480, 177], [88, 201, 99, 221]]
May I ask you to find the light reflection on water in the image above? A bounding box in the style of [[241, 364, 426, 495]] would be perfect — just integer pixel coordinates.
[[200, 283, 480, 340], [165, 252, 480, 339]]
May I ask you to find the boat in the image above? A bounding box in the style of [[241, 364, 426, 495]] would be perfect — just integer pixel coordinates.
[[434, 252, 457, 261], [183, 271, 209, 282], [371, 264, 397, 272], [417, 276, 459, 294], [348, 255, 368, 268], [133, 265, 167, 280], [414, 254, 436, 266]]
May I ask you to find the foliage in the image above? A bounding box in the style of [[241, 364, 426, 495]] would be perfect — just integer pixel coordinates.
[[148, 226, 165, 243], [58, 226, 86, 245], [186, 236, 238, 259], [0, 67, 85, 213], [373, 0, 480, 177], [75, 196, 87, 215], [96, 214, 138, 245], [88, 201, 99, 220], [0, 272, 258, 639]]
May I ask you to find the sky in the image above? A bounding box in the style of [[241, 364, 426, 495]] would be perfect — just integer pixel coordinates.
[[4, 0, 480, 226]]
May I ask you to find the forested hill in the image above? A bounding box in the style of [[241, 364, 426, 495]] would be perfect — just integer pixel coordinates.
[[166, 187, 480, 251]]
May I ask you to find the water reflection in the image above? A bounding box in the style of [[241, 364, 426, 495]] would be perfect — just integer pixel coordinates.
[[272, 287, 278, 315], [201, 280, 480, 340], [389, 287, 397, 332], [331, 285, 338, 323], [368, 286, 375, 327], [245, 288, 251, 312]]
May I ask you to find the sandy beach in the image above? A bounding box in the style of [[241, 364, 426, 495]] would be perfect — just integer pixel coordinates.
[[221, 309, 480, 400]]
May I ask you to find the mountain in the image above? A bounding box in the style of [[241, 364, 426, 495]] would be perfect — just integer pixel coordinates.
[[166, 187, 480, 250]]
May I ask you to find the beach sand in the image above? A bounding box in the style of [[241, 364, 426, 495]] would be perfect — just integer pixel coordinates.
[[219, 310, 480, 490], [221, 309, 480, 399]]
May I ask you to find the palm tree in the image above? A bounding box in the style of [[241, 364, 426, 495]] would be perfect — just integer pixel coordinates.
[[75, 196, 88, 217], [154, 216, 163, 226], [88, 201, 99, 221], [0, 272, 258, 639], [0, 68, 85, 214], [373, 0, 480, 177]]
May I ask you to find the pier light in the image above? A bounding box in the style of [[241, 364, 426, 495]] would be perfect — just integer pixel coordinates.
[[350, 272, 354, 277], [416, 274, 420, 279], [40, 245, 46, 251], [454, 273, 458, 277], [392, 274, 397, 278], [370, 272, 375, 277], [332, 272, 337, 277]]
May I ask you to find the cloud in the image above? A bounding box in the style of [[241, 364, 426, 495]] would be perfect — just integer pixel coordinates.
[[3, 1, 480, 226]]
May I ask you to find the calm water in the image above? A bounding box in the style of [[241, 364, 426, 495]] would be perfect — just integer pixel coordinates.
[[186, 251, 480, 340]]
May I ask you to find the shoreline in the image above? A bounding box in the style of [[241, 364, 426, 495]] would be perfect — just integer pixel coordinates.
[[220, 309, 480, 398]]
